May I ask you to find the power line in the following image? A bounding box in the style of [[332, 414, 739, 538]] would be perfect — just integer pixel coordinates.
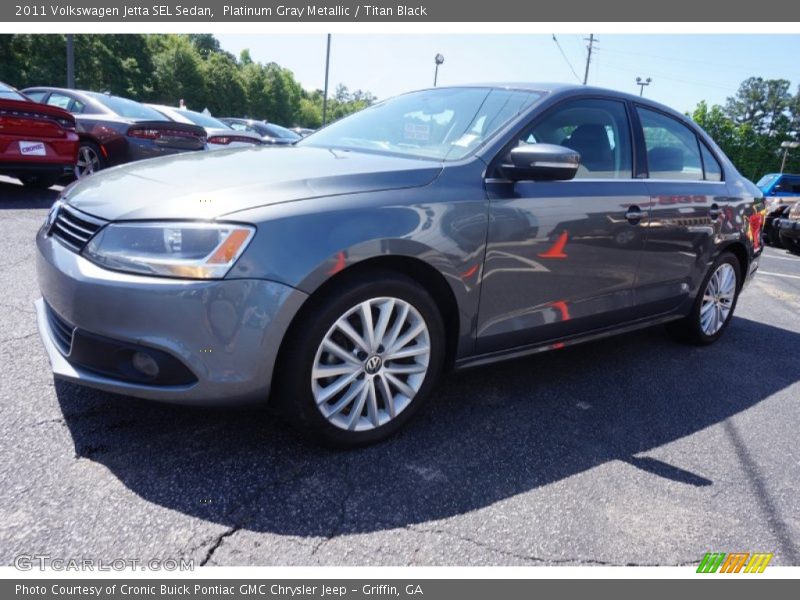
[[551, 34, 582, 84]]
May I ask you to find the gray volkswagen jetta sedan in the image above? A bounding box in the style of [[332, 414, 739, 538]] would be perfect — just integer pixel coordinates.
[[36, 84, 763, 446]]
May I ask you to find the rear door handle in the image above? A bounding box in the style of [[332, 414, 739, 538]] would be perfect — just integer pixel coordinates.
[[625, 206, 645, 224]]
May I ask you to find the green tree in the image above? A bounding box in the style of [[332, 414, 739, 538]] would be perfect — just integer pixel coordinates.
[[147, 34, 206, 108]]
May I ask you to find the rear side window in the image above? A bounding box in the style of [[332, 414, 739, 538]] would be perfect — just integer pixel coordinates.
[[517, 98, 633, 179], [638, 107, 703, 181], [700, 143, 723, 181]]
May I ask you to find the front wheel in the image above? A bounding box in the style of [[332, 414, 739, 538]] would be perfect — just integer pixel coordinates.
[[667, 252, 741, 345], [275, 271, 445, 447]]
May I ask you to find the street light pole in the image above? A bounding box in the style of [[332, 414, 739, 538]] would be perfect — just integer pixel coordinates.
[[433, 53, 444, 86], [780, 141, 799, 173], [322, 34, 331, 127], [66, 34, 75, 89], [636, 76, 652, 96]]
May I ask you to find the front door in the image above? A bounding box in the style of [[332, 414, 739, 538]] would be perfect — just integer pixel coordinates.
[[478, 97, 650, 353]]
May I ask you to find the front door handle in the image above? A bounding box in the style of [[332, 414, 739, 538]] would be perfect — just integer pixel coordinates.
[[625, 206, 645, 224]]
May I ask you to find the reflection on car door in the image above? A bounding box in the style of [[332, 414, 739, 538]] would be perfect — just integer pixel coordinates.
[[478, 97, 651, 353], [633, 106, 728, 315]]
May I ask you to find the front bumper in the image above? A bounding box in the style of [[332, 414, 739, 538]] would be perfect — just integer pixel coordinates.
[[776, 218, 800, 239], [36, 228, 307, 405]]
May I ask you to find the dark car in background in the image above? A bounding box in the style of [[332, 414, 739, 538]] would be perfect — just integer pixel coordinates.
[[146, 104, 262, 150], [35, 84, 762, 447], [776, 202, 800, 252], [757, 172, 800, 246], [219, 118, 302, 145], [0, 81, 78, 189], [21, 87, 207, 178]]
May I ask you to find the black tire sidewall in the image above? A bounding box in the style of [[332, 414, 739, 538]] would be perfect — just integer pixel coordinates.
[[276, 271, 446, 447], [687, 253, 741, 345]]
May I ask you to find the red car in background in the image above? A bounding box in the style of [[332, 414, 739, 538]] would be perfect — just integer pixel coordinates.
[[0, 81, 78, 189]]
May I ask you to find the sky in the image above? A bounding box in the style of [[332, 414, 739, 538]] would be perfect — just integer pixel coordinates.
[[214, 34, 800, 113]]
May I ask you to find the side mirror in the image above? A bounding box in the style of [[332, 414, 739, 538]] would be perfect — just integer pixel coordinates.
[[502, 144, 580, 182]]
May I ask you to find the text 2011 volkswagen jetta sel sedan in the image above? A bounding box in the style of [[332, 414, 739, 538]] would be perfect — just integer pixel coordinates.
[[36, 84, 763, 446]]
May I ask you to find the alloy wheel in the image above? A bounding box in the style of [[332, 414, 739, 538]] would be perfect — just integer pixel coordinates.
[[75, 145, 101, 178], [311, 296, 431, 432], [699, 263, 737, 336]]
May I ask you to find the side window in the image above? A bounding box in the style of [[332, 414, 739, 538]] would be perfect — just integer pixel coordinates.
[[638, 107, 703, 181], [46, 92, 73, 112], [229, 122, 247, 131], [70, 99, 87, 114], [24, 90, 47, 103], [517, 98, 633, 179], [700, 143, 723, 181], [774, 176, 800, 194]]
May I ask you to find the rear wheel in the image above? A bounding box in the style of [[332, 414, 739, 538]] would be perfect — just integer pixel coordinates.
[[75, 141, 104, 178], [667, 252, 741, 345], [275, 271, 445, 447], [19, 173, 59, 189]]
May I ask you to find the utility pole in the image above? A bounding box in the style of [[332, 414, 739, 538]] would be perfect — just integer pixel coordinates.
[[66, 34, 75, 88], [582, 33, 596, 85], [636, 76, 652, 96], [322, 34, 331, 127]]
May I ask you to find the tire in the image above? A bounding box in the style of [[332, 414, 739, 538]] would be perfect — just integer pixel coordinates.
[[666, 252, 741, 345], [74, 141, 105, 179], [780, 233, 800, 254], [275, 270, 446, 448], [19, 173, 59, 189]]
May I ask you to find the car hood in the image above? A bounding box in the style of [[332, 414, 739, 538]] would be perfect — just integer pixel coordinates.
[[63, 145, 443, 221]]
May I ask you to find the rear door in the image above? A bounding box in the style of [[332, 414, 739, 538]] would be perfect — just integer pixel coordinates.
[[478, 96, 650, 352], [633, 106, 729, 315]]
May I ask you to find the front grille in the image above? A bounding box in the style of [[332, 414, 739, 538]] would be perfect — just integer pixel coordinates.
[[50, 204, 106, 252], [45, 303, 75, 355]]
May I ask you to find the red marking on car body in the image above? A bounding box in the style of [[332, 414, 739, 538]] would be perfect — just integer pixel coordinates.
[[538, 231, 569, 259]]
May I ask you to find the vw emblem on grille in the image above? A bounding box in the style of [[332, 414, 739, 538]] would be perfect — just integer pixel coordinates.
[[364, 355, 383, 374]]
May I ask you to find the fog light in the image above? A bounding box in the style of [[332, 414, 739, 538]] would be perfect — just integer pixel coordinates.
[[132, 351, 159, 378]]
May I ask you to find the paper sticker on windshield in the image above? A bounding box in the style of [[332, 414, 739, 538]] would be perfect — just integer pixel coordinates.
[[452, 133, 480, 148], [19, 141, 46, 156], [404, 122, 430, 141]]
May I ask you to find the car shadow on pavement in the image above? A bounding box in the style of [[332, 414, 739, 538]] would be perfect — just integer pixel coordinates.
[[54, 316, 799, 558], [0, 180, 61, 207]]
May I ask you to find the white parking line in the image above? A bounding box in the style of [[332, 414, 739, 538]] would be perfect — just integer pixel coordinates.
[[762, 253, 800, 261], [758, 270, 800, 280]]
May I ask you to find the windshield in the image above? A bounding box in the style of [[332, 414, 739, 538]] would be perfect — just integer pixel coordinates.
[[0, 82, 27, 102], [86, 92, 169, 121], [756, 174, 779, 189], [300, 87, 543, 161]]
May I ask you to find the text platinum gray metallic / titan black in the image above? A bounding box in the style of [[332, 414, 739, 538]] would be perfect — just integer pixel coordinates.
[[35, 84, 764, 446]]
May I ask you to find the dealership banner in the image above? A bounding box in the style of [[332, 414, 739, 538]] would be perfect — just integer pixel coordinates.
[[4, 0, 800, 22], [5, 579, 799, 599]]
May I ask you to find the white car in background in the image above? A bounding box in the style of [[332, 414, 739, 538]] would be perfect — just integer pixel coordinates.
[[146, 104, 262, 150]]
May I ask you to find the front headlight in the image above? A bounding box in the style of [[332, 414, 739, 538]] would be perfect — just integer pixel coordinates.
[[83, 222, 255, 279]]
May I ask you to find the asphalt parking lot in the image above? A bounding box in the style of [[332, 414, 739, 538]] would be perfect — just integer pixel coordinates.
[[1, 174, 798, 567]]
